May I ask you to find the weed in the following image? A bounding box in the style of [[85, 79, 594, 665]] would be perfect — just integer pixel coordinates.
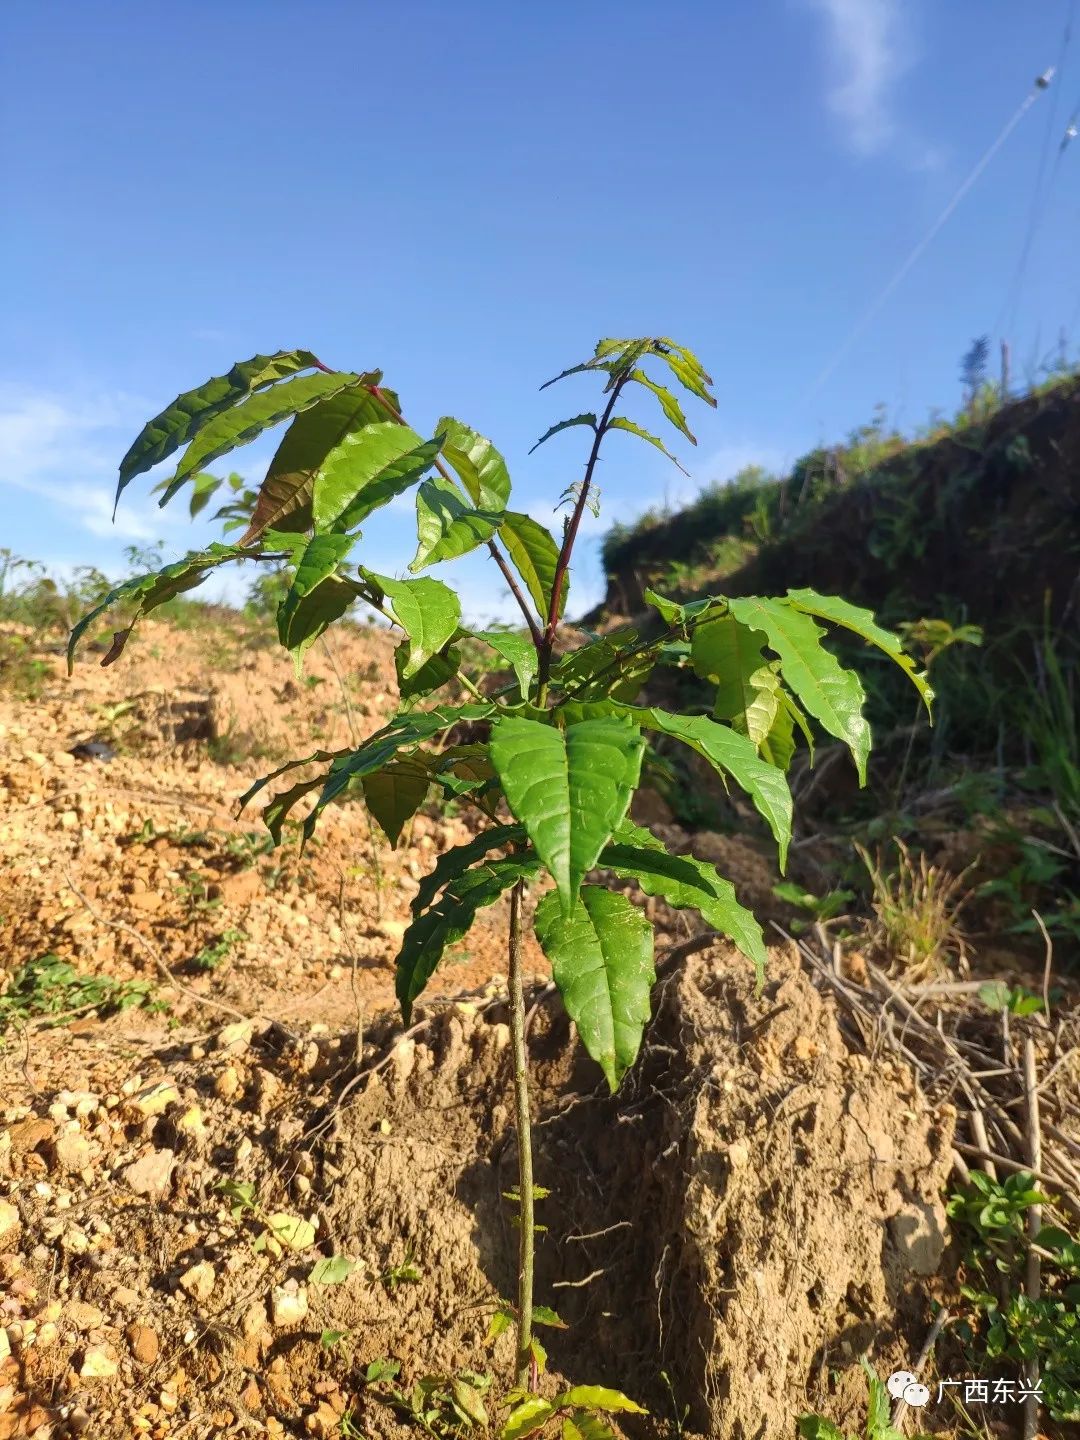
[[799, 1355, 930, 1440], [948, 1171, 1080, 1421], [380, 1242, 422, 1292], [0, 954, 164, 1040], [856, 839, 970, 980], [0, 633, 50, 699], [213, 1178, 316, 1258], [772, 881, 854, 932], [189, 927, 246, 971]]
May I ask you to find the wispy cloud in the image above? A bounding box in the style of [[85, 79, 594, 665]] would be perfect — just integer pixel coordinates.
[[806, 0, 913, 159], [0, 385, 175, 543]]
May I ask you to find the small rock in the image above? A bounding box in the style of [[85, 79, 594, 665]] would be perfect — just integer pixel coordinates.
[[127, 1323, 160, 1365], [0, 1201, 19, 1242], [727, 1141, 750, 1169], [178, 1261, 216, 1303], [130, 1080, 180, 1118], [176, 1105, 208, 1139], [215, 1066, 241, 1101], [270, 1283, 308, 1327], [55, 1128, 93, 1172], [214, 1020, 253, 1053], [121, 1149, 176, 1199], [66, 1301, 104, 1331], [79, 1343, 119, 1378]]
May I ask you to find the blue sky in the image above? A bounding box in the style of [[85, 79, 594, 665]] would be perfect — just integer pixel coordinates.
[[3, 1, 1078, 622]]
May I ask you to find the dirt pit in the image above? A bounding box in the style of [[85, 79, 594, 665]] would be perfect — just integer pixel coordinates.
[[0, 940, 955, 1439]]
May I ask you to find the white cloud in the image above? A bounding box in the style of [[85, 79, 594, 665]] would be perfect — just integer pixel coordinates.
[[806, 0, 912, 158], [0, 385, 174, 544]]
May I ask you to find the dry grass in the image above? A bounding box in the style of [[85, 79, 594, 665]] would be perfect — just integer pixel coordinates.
[[855, 838, 972, 981]]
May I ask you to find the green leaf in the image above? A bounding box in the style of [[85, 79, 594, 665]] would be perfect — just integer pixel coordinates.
[[239, 387, 394, 540], [786, 588, 933, 714], [437, 417, 511, 511], [629, 707, 792, 868], [529, 414, 597, 453], [394, 641, 461, 702], [534, 886, 654, 1091], [410, 476, 503, 571], [760, 699, 796, 772], [474, 630, 538, 698], [530, 1306, 567, 1328], [487, 1309, 514, 1341], [498, 511, 563, 620], [452, 1378, 489, 1429], [692, 614, 779, 746], [797, 1418, 846, 1440], [309, 1255, 359, 1286], [186, 472, 222, 519], [656, 348, 717, 407], [554, 633, 655, 703], [276, 533, 357, 667], [563, 1417, 617, 1440], [550, 1386, 647, 1416], [607, 417, 688, 474], [396, 855, 540, 1020], [411, 823, 525, 916], [331, 434, 443, 532], [300, 705, 494, 844], [362, 756, 431, 847], [162, 370, 368, 499], [363, 570, 461, 678], [302, 415, 427, 534], [727, 596, 871, 784], [117, 349, 320, 501], [860, 1358, 890, 1440], [266, 1212, 316, 1251], [500, 1397, 555, 1440], [628, 370, 696, 442], [320, 1329, 349, 1347], [600, 833, 767, 987], [67, 545, 246, 673], [490, 715, 645, 913]]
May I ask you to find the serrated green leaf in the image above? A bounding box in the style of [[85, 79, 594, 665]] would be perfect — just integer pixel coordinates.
[[161, 370, 367, 501], [727, 596, 871, 784], [395, 640, 461, 702], [797, 1418, 846, 1440], [474, 630, 538, 698], [277, 533, 357, 668], [309, 1255, 359, 1286], [437, 417, 511, 511], [786, 588, 933, 713], [363, 570, 461, 678], [332, 433, 443, 532], [117, 349, 320, 501], [67, 545, 246, 673], [599, 839, 767, 987], [186, 471, 222, 519], [299, 704, 494, 845], [411, 823, 525, 915], [240, 387, 394, 540], [410, 476, 503, 571], [320, 1328, 349, 1347], [486, 1308, 514, 1341], [531, 1305, 567, 1328], [563, 1417, 617, 1440], [490, 715, 645, 913], [692, 614, 779, 746], [760, 697, 796, 772], [628, 370, 696, 442], [529, 414, 597, 453], [551, 1386, 647, 1416], [528, 1334, 548, 1373], [498, 511, 564, 620], [607, 417, 688, 474], [860, 1359, 890, 1440], [500, 1397, 555, 1440], [626, 707, 791, 868], [554, 633, 655, 703], [534, 886, 654, 1091], [396, 855, 540, 1020], [657, 349, 717, 406], [362, 756, 431, 847]]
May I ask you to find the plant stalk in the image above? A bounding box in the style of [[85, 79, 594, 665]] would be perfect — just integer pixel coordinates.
[[507, 876, 535, 1386]]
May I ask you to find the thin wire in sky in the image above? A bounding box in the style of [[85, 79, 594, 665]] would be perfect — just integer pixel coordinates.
[[798, 78, 1050, 416]]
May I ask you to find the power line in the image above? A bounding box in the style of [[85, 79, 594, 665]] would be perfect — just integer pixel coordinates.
[[798, 75, 1051, 415], [996, 0, 1076, 341]]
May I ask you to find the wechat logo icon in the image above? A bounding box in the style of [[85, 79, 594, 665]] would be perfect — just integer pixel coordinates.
[[887, 1371, 929, 1407]]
